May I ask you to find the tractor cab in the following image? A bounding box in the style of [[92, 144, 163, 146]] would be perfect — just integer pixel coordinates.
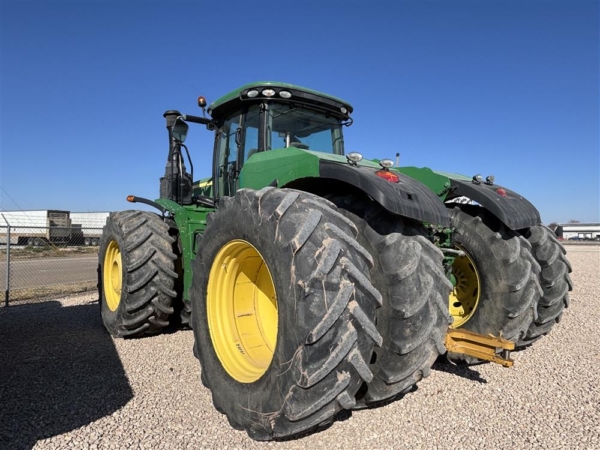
[[160, 82, 354, 205], [207, 82, 353, 198]]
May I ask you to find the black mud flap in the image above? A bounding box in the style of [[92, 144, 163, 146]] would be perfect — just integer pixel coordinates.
[[319, 160, 450, 226]]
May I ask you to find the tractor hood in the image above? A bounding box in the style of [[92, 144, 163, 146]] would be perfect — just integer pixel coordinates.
[[239, 148, 450, 226]]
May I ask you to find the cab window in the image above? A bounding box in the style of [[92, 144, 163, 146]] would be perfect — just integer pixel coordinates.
[[266, 103, 344, 155], [215, 112, 241, 197], [242, 105, 260, 163]]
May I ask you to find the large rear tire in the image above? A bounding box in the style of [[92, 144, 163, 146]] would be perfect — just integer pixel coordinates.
[[191, 188, 382, 440], [329, 195, 452, 407], [98, 210, 177, 338], [519, 225, 572, 345], [447, 205, 542, 358]]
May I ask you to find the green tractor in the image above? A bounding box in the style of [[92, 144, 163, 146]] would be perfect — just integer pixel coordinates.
[[98, 81, 571, 440]]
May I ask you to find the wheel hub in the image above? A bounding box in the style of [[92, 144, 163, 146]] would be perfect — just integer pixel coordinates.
[[449, 249, 480, 328], [207, 240, 278, 383], [103, 240, 122, 312]]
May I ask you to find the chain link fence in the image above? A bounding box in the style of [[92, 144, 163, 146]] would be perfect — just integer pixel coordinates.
[[0, 226, 102, 305]]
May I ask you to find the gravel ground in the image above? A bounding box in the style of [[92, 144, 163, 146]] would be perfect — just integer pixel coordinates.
[[1, 246, 598, 449]]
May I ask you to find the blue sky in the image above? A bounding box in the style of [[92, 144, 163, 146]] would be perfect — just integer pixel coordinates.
[[1, 0, 598, 224]]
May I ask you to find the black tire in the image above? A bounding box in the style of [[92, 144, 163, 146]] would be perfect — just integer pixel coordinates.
[[164, 220, 192, 331], [172, 300, 192, 329], [519, 225, 572, 345], [447, 205, 542, 356], [98, 210, 178, 338], [191, 188, 382, 440], [329, 195, 452, 407]]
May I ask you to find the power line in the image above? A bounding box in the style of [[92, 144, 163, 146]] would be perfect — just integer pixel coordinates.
[[0, 186, 26, 212]]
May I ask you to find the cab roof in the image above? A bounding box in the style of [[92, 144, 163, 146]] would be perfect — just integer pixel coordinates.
[[207, 81, 353, 119]]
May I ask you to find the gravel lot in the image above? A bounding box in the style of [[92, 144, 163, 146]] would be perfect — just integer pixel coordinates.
[[1, 245, 598, 449]]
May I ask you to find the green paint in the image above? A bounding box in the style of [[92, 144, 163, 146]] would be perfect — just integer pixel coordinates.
[[239, 147, 320, 189], [396, 166, 453, 201], [238, 148, 383, 189], [313, 152, 380, 168], [395, 166, 473, 201], [155, 198, 213, 301], [194, 176, 213, 197], [449, 273, 457, 287]]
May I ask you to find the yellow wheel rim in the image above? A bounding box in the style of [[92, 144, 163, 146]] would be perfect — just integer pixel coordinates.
[[207, 240, 278, 383], [103, 240, 122, 312], [449, 248, 480, 328]]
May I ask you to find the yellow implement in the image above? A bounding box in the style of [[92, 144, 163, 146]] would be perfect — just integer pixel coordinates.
[[444, 327, 515, 367]]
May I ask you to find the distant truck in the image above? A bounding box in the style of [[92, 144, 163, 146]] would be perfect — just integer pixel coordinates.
[[70, 212, 110, 246], [0, 210, 71, 246]]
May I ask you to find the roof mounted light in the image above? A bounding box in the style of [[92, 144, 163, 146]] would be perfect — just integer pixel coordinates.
[[279, 90, 292, 99], [340, 106, 348, 114], [246, 89, 259, 98], [262, 88, 276, 97], [485, 175, 495, 185], [346, 152, 363, 165], [472, 174, 483, 184], [379, 159, 394, 169]]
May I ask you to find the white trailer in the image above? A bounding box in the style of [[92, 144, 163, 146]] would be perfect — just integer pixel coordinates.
[[0, 210, 71, 246], [70, 212, 110, 246]]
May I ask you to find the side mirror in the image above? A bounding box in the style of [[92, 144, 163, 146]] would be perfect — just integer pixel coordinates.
[[173, 118, 189, 143]]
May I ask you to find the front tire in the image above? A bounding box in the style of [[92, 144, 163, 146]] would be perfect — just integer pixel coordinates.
[[98, 210, 177, 338], [447, 205, 542, 356], [191, 188, 382, 440]]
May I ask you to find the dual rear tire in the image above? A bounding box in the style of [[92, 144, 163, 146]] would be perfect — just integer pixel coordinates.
[[446, 205, 571, 360], [328, 195, 452, 407], [446, 206, 541, 350], [519, 225, 572, 345]]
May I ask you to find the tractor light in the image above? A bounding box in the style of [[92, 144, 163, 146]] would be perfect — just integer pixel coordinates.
[[340, 106, 348, 114], [496, 188, 507, 197], [346, 152, 363, 165], [246, 89, 259, 98], [198, 96, 207, 108], [379, 159, 394, 169], [375, 170, 400, 183], [485, 175, 495, 185], [279, 90, 292, 99], [472, 174, 483, 184], [262, 89, 276, 97], [127, 195, 135, 202]]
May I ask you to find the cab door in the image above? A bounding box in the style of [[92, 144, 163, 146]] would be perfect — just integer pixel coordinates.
[[214, 112, 242, 198], [213, 106, 262, 198]]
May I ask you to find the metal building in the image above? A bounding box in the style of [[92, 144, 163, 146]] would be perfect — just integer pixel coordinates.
[[554, 223, 600, 240]]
